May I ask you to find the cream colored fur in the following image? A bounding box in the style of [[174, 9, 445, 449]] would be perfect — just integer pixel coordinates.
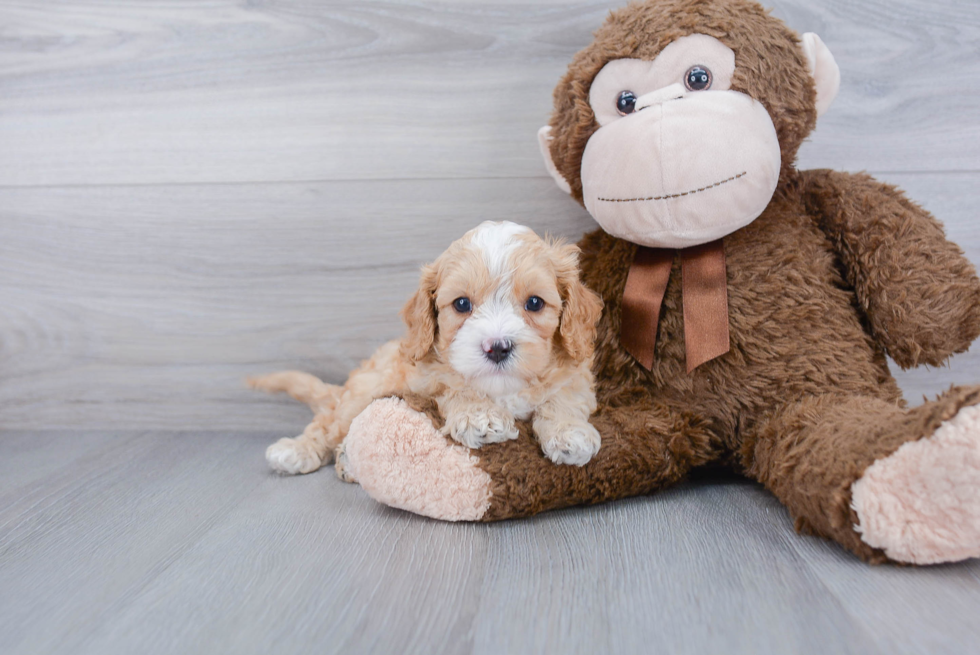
[[251, 340, 413, 474], [851, 404, 980, 564], [342, 397, 493, 520], [250, 221, 603, 475]]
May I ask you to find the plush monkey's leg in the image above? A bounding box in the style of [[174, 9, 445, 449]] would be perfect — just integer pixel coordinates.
[[478, 397, 718, 520], [342, 393, 720, 522], [744, 386, 980, 564]]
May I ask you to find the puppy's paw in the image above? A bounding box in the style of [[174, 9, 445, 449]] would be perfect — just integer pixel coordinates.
[[334, 441, 357, 484], [539, 421, 601, 466], [266, 437, 323, 475], [443, 405, 519, 449]]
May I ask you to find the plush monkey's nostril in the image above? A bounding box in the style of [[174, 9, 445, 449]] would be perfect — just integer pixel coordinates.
[[484, 339, 514, 364]]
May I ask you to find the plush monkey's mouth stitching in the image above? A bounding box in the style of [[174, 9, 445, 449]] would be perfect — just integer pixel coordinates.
[[598, 171, 747, 203]]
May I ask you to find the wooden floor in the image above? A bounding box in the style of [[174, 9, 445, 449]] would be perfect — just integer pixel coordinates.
[[2, 430, 979, 655], [2, 1, 980, 653]]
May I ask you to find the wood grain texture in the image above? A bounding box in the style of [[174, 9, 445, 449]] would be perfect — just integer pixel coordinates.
[[1, 0, 979, 430], [1, 173, 976, 430], [0, 178, 595, 430], [2, 431, 979, 655], [0, 0, 979, 187], [3, 2, 980, 652]]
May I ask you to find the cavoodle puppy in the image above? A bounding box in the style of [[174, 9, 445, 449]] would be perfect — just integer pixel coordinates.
[[249, 220, 604, 476]]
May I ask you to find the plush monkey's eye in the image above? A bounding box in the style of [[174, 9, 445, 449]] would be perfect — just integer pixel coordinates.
[[616, 90, 637, 115], [452, 297, 472, 313], [524, 296, 545, 312], [684, 65, 712, 91]]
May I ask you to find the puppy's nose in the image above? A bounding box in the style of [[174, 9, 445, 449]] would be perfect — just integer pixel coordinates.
[[484, 339, 513, 364]]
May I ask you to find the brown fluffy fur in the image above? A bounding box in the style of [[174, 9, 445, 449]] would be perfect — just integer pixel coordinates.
[[432, 0, 980, 562]]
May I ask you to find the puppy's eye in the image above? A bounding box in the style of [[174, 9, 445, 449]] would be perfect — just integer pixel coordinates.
[[452, 297, 472, 313], [524, 296, 544, 312], [616, 90, 637, 115], [684, 65, 712, 91]]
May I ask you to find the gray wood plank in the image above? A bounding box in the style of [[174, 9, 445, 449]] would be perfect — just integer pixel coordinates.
[[0, 178, 595, 430], [0, 431, 272, 655], [469, 483, 873, 655], [787, 536, 980, 655], [3, 431, 980, 655], [0, 0, 978, 187], [3, 1, 980, 654], [2, 173, 977, 430], [0, 430, 139, 494]]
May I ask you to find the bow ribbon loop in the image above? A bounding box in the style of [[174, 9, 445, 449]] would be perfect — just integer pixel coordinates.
[[621, 240, 730, 373]]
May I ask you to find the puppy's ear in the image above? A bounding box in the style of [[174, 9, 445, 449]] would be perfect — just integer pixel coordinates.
[[553, 242, 603, 362], [400, 263, 439, 361]]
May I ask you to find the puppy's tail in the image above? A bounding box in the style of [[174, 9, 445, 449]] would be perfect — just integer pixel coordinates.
[[246, 371, 341, 414]]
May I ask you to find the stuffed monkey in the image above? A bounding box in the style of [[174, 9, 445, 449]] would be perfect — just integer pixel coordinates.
[[340, 0, 980, 564]]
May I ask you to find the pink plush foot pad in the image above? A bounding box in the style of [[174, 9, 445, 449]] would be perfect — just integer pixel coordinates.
[[342, 397, 492, 521], [852, 404, 980, 564]]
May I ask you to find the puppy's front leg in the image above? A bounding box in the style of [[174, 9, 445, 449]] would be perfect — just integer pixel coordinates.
[[438, 390, 518, 449], [532, 385, 600, 466]]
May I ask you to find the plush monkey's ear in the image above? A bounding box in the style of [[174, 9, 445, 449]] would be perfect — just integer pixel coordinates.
[[801, 33, 840, 118], [552, 243, 603, 362], [537, 126, 572, 195], [400, 263, 439, 361]]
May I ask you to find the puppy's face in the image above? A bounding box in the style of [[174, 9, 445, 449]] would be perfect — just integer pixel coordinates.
[[401, 221, 603, 397]]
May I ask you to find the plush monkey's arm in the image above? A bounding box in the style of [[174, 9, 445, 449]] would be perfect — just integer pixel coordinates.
[[801, 169, 980, 368]]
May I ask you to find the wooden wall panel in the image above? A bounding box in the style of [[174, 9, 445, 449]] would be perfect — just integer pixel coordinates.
[[0, 0, 978, 429]]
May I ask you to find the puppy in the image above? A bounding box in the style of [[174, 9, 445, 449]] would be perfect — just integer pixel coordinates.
[[249, 220, 604, 477]]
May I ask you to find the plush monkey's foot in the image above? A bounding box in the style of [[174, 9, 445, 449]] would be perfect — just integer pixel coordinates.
[[266, 437, 323, 475], [851, 403, 980, 564], [343, 397, 492, 521]]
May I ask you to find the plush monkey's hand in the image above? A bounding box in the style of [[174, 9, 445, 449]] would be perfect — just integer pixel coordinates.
[[802, 169, 980, 368]]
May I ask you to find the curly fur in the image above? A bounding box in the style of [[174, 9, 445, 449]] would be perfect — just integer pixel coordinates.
[[252, 221, 604, 473]]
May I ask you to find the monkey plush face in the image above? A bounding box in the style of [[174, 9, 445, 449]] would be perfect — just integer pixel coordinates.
[[581, 34, 781, 248], [539, 0, 841, 249]]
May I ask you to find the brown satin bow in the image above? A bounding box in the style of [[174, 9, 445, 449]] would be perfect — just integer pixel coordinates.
[[621, 239, 730, 373]]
